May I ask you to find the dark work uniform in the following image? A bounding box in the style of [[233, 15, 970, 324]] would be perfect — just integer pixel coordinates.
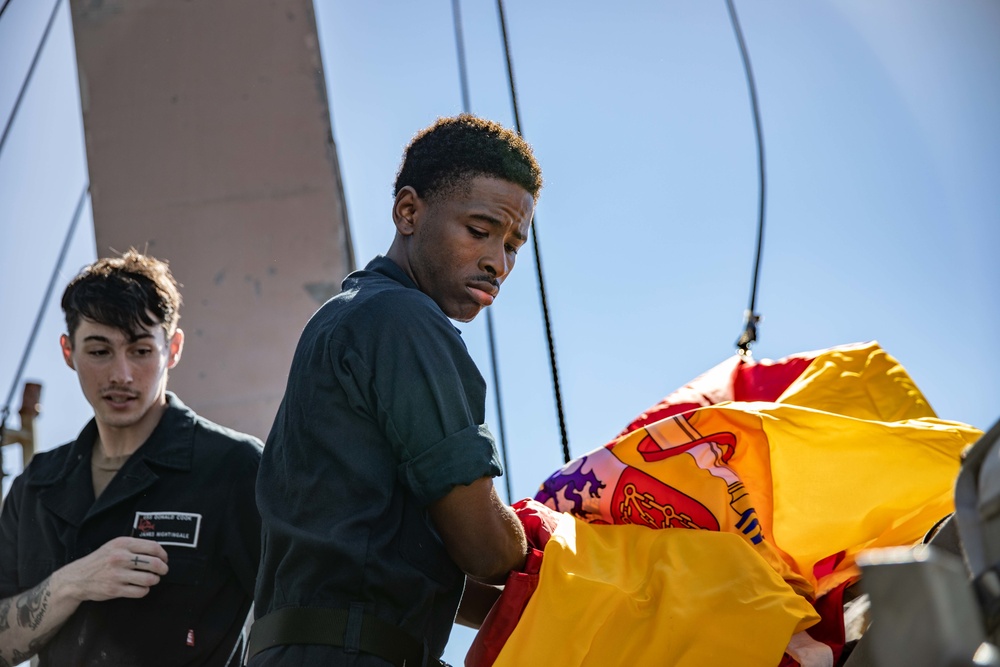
[[253, 256, 503, 666], [0, 393, 263, 666]]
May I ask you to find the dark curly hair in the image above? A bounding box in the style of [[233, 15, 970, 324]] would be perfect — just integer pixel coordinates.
[[61, 249, 182, 343], [393, 114, 543, 203]]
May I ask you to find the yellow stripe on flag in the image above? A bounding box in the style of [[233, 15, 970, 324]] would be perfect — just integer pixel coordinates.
[[494, 515, 819, 667]]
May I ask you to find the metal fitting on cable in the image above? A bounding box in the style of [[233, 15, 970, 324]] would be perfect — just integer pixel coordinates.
[[736, 311, 761, 358]]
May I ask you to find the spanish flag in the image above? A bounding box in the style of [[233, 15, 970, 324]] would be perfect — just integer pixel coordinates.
[[537, 341, 979, 597], [470, 342, 981, 666]]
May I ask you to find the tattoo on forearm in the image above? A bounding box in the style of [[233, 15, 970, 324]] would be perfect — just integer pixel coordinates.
[[0, 597, 10, 633], [0, 627, 57, 666], [0, 633, 29, 667], [15, 580, 51, 631], [0, 606, 58, 666]]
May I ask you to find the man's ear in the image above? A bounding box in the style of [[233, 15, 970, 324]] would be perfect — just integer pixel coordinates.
[[391, 186, 421, 237], [60, 334, 76, 370], [167, 329, 184, 369]]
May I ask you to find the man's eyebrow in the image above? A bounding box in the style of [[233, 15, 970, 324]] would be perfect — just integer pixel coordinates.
[[81, 331, 154, 344], [470, 213, 527, 242]]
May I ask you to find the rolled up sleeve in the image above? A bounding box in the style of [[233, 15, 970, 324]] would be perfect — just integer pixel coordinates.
[[336, 290, 504, 506], [400, 424, 502, 505]]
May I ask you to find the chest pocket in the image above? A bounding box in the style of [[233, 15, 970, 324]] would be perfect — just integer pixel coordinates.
[[162, 552, 208, 586]]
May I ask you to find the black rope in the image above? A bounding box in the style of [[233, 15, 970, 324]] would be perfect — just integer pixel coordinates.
[[494, 0, 522, 133], [725, 0, 767, 358], [1, 182, 90, 450], [0, 0, 64, 158], [494, 0, 571, 464], [0, 0, 15, 22], [450, 0, 514, 504]]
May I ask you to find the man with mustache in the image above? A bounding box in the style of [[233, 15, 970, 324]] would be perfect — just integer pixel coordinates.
[[0, 251, 263, 666], [250, 115, 543, 666]]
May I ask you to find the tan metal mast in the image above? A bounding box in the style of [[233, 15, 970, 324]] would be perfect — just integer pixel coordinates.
[[69, 0, 353, 439], [1, 382, 42, 479]]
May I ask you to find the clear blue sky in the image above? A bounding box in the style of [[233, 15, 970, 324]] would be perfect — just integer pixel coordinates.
[[2, 1, 999, 663]]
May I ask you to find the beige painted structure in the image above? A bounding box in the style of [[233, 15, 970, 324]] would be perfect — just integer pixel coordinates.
[[69, 0, 354, 439]]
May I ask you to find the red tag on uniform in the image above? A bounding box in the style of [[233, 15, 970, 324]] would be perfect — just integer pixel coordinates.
[[186, 629, 195, 647]]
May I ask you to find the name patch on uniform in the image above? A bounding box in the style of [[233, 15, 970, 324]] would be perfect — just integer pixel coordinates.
[[132, 511, 201, 548]]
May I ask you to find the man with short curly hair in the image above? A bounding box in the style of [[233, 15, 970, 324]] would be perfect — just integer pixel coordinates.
[[0, 250, 263, 666], [251, 115, 543, 666]]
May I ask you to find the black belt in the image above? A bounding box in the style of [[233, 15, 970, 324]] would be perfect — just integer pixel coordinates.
[[248, 606, 439, 666]]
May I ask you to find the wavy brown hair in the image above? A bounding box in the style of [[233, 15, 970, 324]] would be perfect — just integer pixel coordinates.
[[61, 249, 182, 343]]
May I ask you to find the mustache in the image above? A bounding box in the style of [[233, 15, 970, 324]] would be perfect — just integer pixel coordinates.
[[471, 275, 500, 289], [101, 388, 139, 397]]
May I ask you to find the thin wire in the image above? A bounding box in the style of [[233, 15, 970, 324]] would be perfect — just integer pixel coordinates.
[[484, 315, 514, 502], [1, 182, 90, 445], [0, 0, 14, 22], [0, 0, 64, 158], [451, 0, 471, 114], [725, 0, 767, 357], [450, 0, 514, 504], [494, 0, 571, 464]]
